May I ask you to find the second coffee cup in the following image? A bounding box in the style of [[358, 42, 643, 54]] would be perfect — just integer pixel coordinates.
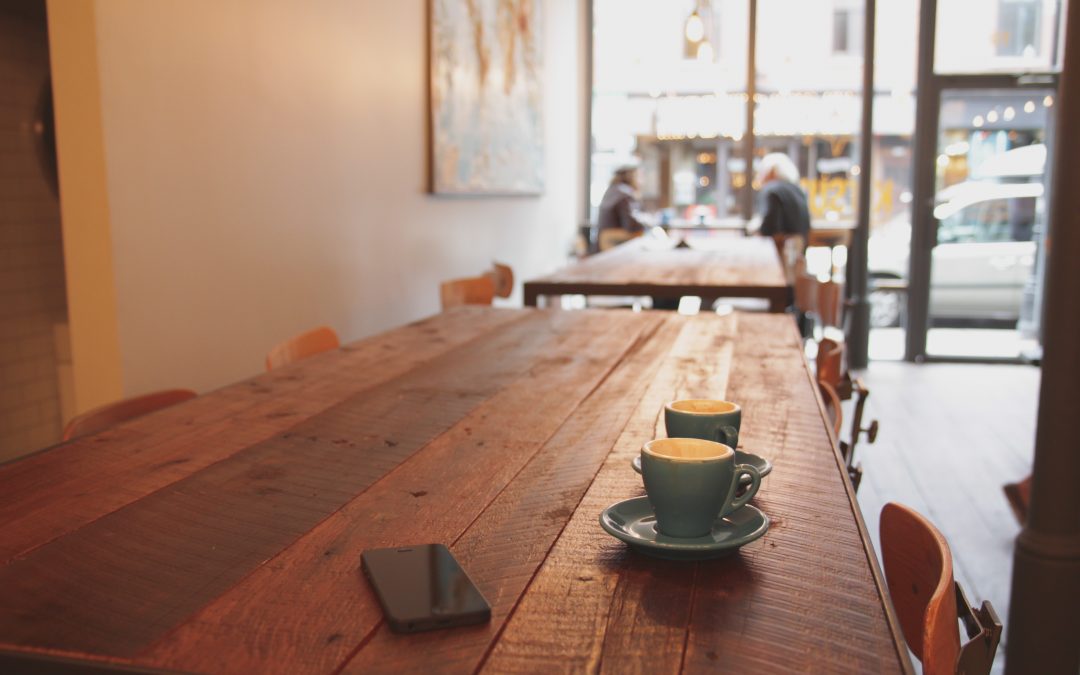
[[641, 437, 761, 538], [665, 399, 741, 448]]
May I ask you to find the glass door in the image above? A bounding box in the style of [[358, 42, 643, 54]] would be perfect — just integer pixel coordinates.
[[903, 0, 1065, 362], [925, 88, 1054, 359]]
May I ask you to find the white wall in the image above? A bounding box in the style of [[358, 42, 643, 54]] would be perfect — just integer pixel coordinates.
[[90, 0, 584, 395]]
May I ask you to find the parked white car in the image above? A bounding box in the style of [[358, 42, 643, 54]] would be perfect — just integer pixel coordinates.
[[868, 145, 1044, 327]]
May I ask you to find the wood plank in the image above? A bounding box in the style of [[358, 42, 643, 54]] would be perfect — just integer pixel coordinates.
[[524, 237, 787, 310], [856, 362, 1041, 675], [0, 307, 528, 564], [131, 311, 668, 674], [481, 313, 909, 674], [479, 314, 737, 674], [0, 310, 582, 658], [680, 315, 908, 673], [338, 316, 689, 674]]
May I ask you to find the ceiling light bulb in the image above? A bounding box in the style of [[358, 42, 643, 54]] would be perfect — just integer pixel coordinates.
[[685, 11, 705, 43], [696, 40, 714, 62]]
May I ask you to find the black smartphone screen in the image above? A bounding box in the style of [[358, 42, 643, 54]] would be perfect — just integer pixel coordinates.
[[361, 544, 491, 633]]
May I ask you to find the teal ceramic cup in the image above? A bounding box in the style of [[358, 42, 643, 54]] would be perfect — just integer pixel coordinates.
[[664, 399, 741, 448], [640, 438, 761, 538]]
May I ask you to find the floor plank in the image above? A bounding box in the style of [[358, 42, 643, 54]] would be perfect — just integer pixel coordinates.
[[854, 361, 1040, 675]]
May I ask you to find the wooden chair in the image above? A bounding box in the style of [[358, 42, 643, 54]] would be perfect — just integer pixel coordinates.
[[62, 389, 197, 441], [880, 503, 1002, 675], [818, 380, 843, 437], [793, 267, 817, 339], [817, 337, 879, 451], [816, 278, 844, 330], [439, 275, 496, 310], [816, 337, 878, 491], [265, 325, 340, 371], [484, 262, 514, 299]]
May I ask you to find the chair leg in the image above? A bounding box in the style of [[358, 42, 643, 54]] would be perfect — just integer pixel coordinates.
[[848, 463, 863, 492], [846, 379, 878, 462]]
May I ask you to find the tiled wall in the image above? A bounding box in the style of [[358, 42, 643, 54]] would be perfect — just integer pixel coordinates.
[[0, 3, 69, 462]]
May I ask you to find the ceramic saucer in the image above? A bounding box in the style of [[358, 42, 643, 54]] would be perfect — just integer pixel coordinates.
[[599, 497, 769, 560], [631, 450, 772, 480]]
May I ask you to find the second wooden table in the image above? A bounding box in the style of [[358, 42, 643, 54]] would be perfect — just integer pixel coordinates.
[[524, 235, 789, 310]]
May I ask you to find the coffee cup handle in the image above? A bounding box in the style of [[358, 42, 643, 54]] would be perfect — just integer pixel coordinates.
[[726, 464, 761, 514], [716, 425, 739, 448]]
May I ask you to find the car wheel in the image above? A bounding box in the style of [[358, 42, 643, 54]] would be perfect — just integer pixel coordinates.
[[869, 288, 902, 328]]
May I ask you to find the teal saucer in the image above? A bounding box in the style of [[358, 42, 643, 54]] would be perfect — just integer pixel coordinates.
[[599, 497, 769, 560], [631, 450, 772, 480]]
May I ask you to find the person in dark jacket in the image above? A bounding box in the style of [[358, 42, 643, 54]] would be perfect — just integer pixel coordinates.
[[755, 153, 812, 322], [756, 152, 811, 244], [597, 164, 648, 251]]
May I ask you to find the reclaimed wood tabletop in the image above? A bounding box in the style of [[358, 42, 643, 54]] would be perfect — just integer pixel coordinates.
[[0, 307, 912, 674], [523, 235, 789, 311]]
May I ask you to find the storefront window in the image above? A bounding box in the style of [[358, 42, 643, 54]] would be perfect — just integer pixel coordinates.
[[591, 0, 747, 225], [935, 0, 1063, 73]]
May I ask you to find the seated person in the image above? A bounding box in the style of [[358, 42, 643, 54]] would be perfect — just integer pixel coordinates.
[[598, 164, 649, 251], [752, 153, 811, 285]]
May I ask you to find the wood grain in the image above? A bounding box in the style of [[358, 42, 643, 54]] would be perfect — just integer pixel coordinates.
[[0, 309, 910, 674], [0, 310, 575, 656], [0, 307, 527, 564], [478, 312, 737, 674], [133, 311, 667, 674], [339, 316, 687, 674], [482, 314, 910, 675], [680, 316, 908, 673], [523, 236, 788, 310]]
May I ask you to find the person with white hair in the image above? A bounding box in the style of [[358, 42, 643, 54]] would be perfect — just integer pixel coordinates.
[[597, 163, 648, 251], [755, 153, 810, 246]]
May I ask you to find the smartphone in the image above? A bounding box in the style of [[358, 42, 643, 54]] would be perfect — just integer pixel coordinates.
[[360, 544, 491, 633]]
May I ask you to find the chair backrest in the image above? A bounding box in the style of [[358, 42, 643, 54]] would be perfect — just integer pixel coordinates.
[[771, 234, 807, 286], [818, 380, 843, 437], [485, 262, 514, 299], [816, 337, 845, 391], [440, 275, 496, 310], [794, 272, 817, 316], [265, 325, 340, 371], [817, 278, 844, 328], [880, 502, 960, 675], [62, 389, 198, 441]]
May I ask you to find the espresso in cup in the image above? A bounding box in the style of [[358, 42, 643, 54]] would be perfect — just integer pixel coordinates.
[[640, 437, 761, 538], [665, 399, 741, 448]]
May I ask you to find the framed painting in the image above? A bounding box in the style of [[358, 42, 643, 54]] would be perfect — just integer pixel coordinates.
[[429, 0, 544, 195]]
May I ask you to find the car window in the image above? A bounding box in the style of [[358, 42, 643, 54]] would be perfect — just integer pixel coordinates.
[[937, 197, 1036, 244]]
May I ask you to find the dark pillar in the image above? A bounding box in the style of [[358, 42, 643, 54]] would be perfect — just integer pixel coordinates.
[[1004, 3, 1080, 672], [905, 0, 938, 362], [740, 0, 757, 222], [847, 0, 875, 370]]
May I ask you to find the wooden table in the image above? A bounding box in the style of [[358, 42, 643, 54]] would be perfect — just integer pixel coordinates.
[[0, 308, 912, 674], [524, 236, 790, 311]]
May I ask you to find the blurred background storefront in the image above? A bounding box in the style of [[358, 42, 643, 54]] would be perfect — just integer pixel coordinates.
[[589, 0, 1063, 362]]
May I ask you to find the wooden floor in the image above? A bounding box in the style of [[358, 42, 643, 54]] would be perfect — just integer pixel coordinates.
[[853, 360, 1040, 674]]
